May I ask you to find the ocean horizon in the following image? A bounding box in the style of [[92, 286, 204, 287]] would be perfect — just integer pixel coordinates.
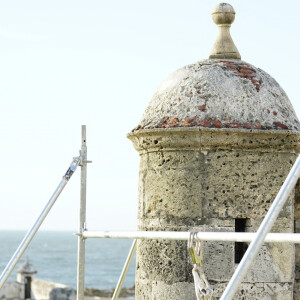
[[0, 230, 136, 291]]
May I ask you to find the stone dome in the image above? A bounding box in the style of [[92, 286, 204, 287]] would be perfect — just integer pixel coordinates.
[[132, 3, 300, 134], [132, 58, 300, 132], [17, 257, 37, 275]]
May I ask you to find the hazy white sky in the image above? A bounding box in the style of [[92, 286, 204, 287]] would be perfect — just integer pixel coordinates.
[[0, 0, 300, 231]]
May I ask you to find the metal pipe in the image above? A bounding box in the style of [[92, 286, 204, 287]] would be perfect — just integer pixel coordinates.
[[82, 230, 300, 243], [0, 156, 81, 290], [76, 125, 88, 300], [111, 239, 137, 300], [220, 154, 300, 300]]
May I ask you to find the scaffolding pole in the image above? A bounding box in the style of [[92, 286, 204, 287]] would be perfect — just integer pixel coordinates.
[[76, 125, 91, 300], [111, 239, 137, 300], [81, 230, 300, 243]]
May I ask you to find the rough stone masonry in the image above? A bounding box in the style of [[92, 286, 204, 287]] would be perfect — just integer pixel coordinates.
[[128, 3, 300, 300]]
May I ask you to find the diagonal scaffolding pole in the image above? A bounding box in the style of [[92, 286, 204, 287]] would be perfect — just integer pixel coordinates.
[[111, 239, 137, 300], [0, 156, 81, 290], [220, 154, 300, 300]]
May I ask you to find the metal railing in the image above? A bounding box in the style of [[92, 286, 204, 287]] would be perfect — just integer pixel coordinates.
[[1, 125, 300, 300]]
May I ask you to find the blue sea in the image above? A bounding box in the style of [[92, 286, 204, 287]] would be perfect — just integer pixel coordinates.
[[0, 231, 136, 291]]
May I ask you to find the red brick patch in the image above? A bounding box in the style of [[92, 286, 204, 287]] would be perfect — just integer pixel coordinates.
[[180, 122, 191, 127], [243, 124, 251, 129], [184, 117, 196, 123], [159, 124, 168, 128], [273, 122, 288, 129], [198, 120, 211, 127], [213, 120, 222, 128], [240, 69, 253, 74], [198, 105, 207, 111], [216, 60, 261, 91], [170, 117, 179, 124], [132, 117, 290, 132]]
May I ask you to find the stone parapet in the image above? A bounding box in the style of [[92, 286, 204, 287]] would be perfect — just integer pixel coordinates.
[[31, 279, 75, 300]]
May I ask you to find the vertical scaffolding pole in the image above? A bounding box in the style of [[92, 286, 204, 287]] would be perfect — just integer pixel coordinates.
[[77, 125, 88, 300]]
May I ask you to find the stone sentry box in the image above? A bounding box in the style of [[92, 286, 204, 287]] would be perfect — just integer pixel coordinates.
[[128, 3, 300, 300]]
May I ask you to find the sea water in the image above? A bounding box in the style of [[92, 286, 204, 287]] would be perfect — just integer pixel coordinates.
[[0, 231, 136, 291]]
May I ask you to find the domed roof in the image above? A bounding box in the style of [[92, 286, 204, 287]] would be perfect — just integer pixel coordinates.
[[133, 58, 300, 132], [132, 3, 300, 133], [17, 257, 37, 275]]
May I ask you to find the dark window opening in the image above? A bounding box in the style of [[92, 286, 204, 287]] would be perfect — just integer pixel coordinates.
[[235, 218, 249, 264], [24, 277, 31, 299]]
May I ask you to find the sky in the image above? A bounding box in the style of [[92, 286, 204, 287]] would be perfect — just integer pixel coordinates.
[[0, 0, 300, 232]]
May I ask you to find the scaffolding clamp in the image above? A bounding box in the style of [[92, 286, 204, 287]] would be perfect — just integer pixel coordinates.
[[64, 156, 81, 180]]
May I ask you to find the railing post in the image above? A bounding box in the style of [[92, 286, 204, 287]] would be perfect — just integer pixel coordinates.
[[76, 125, 89, 300]]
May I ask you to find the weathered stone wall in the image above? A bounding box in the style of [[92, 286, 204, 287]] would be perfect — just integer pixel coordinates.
[[0, 282, 24, 300], [128, 128, 300, 300]]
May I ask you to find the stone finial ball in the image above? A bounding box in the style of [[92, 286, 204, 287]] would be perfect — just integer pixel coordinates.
[[212, 3, 235, 25]]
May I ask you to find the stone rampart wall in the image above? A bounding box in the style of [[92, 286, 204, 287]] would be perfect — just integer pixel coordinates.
[[31, 279, 75, 300], [0, 282, 24, 300]]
